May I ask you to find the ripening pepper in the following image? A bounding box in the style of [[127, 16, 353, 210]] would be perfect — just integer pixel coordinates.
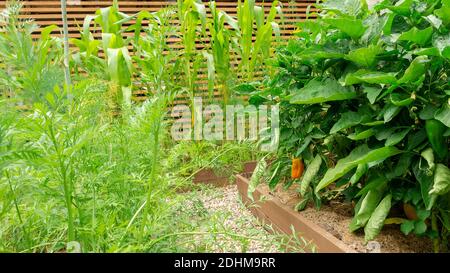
[[425, 119, 448, 161], [291, 158, 304, 179]]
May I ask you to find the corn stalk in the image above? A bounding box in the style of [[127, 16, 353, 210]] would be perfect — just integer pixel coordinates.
[[71, 0, 133, 108], [208, 1, 234, 104], [177, 0, 207, 111], [235, 0, 282, 81]]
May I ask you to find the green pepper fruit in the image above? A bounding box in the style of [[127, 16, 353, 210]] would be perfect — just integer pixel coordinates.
[[425, 119, 448, 161]]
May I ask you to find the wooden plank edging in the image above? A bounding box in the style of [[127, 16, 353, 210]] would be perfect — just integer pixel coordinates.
[[192, 168, 230, 187], [236, 174, 357, 253]]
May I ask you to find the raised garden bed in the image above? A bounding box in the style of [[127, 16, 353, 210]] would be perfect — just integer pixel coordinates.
[[236, 173, 355, 253], [192, 162, 257, 187], [236, 164, 433, 253], [192, 168, 230, 187]]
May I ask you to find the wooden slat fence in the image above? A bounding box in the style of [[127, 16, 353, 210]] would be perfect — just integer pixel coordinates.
[[0, 0, 317, 104]]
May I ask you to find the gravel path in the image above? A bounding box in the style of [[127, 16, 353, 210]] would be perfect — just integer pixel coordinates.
[[177, 185, 313, 253]]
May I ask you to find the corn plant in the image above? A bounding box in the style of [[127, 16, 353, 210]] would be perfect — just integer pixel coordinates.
[[71, 0, 133, 108], [207, 1, 235, 104], [131, 9, 179, 96], [176, 0, 208, 106], [235, 0, 283, 81]]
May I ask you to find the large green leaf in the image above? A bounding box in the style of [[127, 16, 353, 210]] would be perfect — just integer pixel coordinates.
[[193, 1, 207, 31], [316, 145, 402, 192], [41, 25, 59, 41], [106, 47, 120, 82], [247, 157, 267, 201], [379, 0, 413, 16], [289, 78, 357, 105], [429, 164, 450, 196], [330, 111, 370, 134], [401, 220, 415, 235], [364, 194, 392, 242], [398, 56, 429, 84], [350, 189, 382, 232], [383, 104, 401, 123], [363, 85, 383, 104], [412, 47, 441, 57], [106, 46, 133, 85], [433, 33, 450, 59], [398, 27, 433, 46], [421, 148, 435, 171], [435, 0, 450, 26], [320, 0, 367, 17], [413, 161, 437, 210], [385, 128, 411, 146], [434, 103, 450, 128], [344, 70, 397, 85], [355, 176, 388, 198], [349, 163, 368, 185], [299, 155, 322, 196], [323, 18, 366, 39], [345, 44, 383, 67], [201, 51, 215, 98], [348, 129, 376, 140]]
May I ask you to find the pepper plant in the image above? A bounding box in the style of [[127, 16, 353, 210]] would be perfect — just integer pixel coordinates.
[[245, 0, 450, 251]]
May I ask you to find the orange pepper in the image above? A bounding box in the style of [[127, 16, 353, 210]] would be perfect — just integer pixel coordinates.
[[291, 158, 304, 179]]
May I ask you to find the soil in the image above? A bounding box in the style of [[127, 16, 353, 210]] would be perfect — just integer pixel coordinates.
[[259, 182, 434, 253]]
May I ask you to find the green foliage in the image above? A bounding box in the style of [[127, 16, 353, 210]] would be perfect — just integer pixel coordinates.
[[0, 79, 271, 252], [0, 1, 64, 103], [299, 155, 322, 197], [316, 145, 401, 193], [248, 0, 450, 248], [289, 78, 357, 104], [0, 1, 289, 253], [364, 194, 392, 242], [70, 0, 282, 109], [71, 1, 133, 107], [247, 157, 267, 201]]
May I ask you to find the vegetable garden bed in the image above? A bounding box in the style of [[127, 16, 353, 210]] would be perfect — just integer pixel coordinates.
[[237, 165, 434, 253], [237, 172, 354, 253], [192, 162, 258, 187]]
